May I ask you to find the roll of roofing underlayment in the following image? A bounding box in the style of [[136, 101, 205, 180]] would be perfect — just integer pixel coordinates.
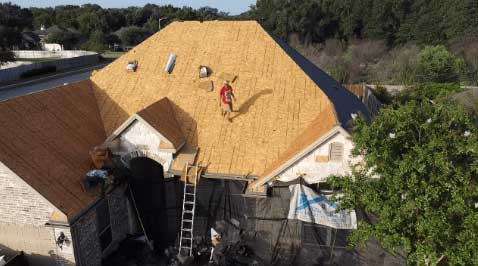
[[164, 54, 176, 73]]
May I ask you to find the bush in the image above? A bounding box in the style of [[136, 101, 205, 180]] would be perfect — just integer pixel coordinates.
[[397, 82, 464, 104], [372, 44, 420, 85], [343, 40, 387, 83], [20, 66, 57, 78], [0, 49, 15, 65], [417, 45, 463, 83], [449, 36, 478, 85], [373, 85, 393, 104]]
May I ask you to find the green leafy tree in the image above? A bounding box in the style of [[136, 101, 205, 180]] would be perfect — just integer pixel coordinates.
[[0, 49, 14, 65], [45, 31, 79, 49], [30, 7, 54, 29], [77, 9, 109, 37], [329, 99, 478, 266], [119, 26, 150, 46], [397, 83, 464, 104], [106, 9, 127, 32], [54, 5, 81, 29], [143, 17, 159, 35], [0, 3, 33, 49], [417, 45, 463, 83], [81, 30, 107, 53]]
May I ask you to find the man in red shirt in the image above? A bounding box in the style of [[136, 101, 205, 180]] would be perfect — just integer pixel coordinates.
[[219, 80, 236, 122]]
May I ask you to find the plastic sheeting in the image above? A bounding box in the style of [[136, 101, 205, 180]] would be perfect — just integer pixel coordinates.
[[189, 179, 404, 266], [287, 184, 357, 229], [126, 175, 404, 266]]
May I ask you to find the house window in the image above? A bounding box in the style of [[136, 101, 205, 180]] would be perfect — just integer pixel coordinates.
[[329, 142, 344, 162], [97, 199, 112, 251]]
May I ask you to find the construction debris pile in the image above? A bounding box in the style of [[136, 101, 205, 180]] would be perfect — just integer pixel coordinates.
[[83, 147, 129, 194]]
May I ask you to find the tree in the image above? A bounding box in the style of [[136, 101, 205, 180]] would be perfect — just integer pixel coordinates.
[[397, 83, 464, 104], [0, 3, 33, 49], [45, 31, 79, 49], [449, 36, 478, 85], [329, 99, 478, 266], [30, 7, 54, 29], [54, 5, 81, 29], [417, 45, 463, 83], [81, 30, 107, 53], [77, 9, 109, 37], [106, 9, 127, 32], [0, 49, 14, 65], [105, 34, 121, 48], [119, 26, 150, 47], [143, 17, 159, 35]]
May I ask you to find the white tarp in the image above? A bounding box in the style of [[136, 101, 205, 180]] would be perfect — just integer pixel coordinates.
[[288, 184, 357, 229]]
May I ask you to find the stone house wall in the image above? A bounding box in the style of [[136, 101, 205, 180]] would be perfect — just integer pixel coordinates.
[[0, 162, 56, 226], [71, 207, 102, 266], [71, 186, 131, 266], [0, 161, 130, 266], [107, 185, 130, 242], [0, 161, 75, 266], [111, 119, 174, 173]]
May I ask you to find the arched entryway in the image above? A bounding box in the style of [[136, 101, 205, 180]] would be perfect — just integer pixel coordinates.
[[129, 157, 172, 251]]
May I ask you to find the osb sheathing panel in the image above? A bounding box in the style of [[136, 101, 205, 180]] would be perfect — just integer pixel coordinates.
[[0, 80, 105, 219], [92, 21, 337, 176], [254, 104, 338, 185]]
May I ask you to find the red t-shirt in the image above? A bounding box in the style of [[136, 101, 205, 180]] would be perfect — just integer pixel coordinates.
[[220, 85, 233, 104]]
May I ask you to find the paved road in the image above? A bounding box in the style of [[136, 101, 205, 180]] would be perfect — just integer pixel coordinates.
[[0, 64, 107, 101]]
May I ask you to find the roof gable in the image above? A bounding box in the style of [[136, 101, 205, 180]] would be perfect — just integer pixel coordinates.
[[137, 97, 186, 150], [0, 80, 105, 219], [104, 97, 185, 153]]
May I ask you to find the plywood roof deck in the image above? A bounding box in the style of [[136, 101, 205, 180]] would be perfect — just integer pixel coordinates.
[[92, 21, 338, 176], [0, 21, 369, 219]]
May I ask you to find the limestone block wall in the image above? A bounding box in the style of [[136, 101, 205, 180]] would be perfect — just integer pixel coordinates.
[[0, 161, 74, 266], [0, 162, 56, 226], [113, 119, 173, 171], [277, 132, 354, 183]]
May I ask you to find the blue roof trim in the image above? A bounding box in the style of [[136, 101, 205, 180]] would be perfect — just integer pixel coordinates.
[[262, 27, 371, 124]]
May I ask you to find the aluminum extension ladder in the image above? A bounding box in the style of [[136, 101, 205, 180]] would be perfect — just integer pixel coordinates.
[[178, 162, 199, 256]]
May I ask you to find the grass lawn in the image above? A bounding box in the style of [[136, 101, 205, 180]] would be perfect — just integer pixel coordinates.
[[15, 57, 61, 62], [102, 51, 125, 58]]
